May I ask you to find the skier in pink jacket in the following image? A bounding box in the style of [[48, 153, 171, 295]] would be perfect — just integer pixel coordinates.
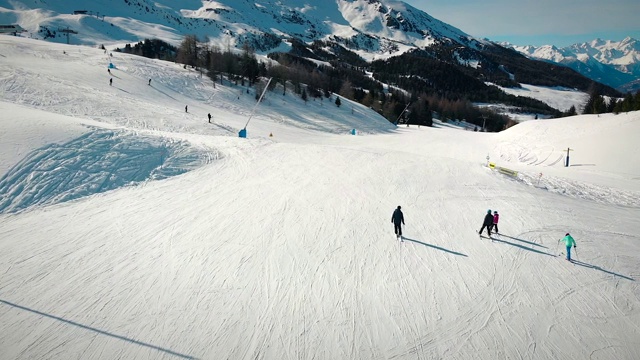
[[492, 210, 499, 234]]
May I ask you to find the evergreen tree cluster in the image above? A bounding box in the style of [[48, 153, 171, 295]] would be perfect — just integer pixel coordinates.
[[369, 53, 547, 129], [583, 91, 640, 115], [127, 35, 631, 131], [115, 39, 176, 61], [173, 34, 515, 130], [173, 36, 267, 87]]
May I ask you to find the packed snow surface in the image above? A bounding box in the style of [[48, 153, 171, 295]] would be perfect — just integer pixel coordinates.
[[1, 37, 639, 360]]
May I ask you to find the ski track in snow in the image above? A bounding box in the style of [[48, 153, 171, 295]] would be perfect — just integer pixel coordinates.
[[486, 168, 640, 208], [0, 129, 217, 214]]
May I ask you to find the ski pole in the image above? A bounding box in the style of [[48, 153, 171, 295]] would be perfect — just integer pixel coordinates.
[[574, 246, 578, 261]]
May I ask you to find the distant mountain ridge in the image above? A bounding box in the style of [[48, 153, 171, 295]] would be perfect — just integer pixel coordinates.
[[0, 0, 484, 58], [503, 37, 640, 92], [0, 0, 624, 119]]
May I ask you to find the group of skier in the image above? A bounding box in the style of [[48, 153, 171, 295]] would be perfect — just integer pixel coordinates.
[[478, 209, 500, 236], [107, 69, 216, 124], [393, 206, 578, 261]]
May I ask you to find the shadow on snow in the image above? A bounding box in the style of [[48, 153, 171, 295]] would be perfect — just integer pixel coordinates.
[[150, 84, 178, 101], [0, 299, 197, 359], [403, 237, 468, 257], [498, 234, 548, 248], [570, 260, 635, 281], [491, 236, 555, 257]]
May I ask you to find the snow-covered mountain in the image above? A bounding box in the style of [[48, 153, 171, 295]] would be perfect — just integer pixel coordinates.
[[1, 0, 622, 112], [571, 37, 640, 74], [0, 0, 484, 59], [505, 37, 640, 91]]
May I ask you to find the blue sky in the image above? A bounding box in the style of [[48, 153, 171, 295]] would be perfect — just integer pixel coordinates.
[[404, 0, 640, 47]]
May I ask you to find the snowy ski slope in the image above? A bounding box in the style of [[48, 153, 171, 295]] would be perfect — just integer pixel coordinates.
[[0, 37, 639, 360]]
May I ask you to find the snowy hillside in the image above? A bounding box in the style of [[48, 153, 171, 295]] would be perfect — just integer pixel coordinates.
[[483, 83, 589, 119], [1, 37, 640, 359]]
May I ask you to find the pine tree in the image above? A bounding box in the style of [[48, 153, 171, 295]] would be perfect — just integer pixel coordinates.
[[339, 80, 354, 100], [583, 92, 606, 114], [621, 93, 634, 112], [240, 42, 260, 86], [593, 95, 607, 114], [564, 105, 577, 117], [176, 35, 198, 67]]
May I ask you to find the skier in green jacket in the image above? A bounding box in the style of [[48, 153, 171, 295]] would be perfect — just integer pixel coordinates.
[[560, 233, 577, 261]]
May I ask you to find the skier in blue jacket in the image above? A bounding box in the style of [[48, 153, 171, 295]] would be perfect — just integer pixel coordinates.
[[560, 233, 577, 261]]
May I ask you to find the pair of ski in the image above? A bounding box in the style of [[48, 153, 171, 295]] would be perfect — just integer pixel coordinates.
[[558, 252, 575, 263], [396, 235, 404, 242], [478, 230, 495, 240]]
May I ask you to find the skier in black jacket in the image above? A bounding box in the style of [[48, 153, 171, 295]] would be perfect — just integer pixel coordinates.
[[391, 206, 405, 241], [478, 209, 494, 237]]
